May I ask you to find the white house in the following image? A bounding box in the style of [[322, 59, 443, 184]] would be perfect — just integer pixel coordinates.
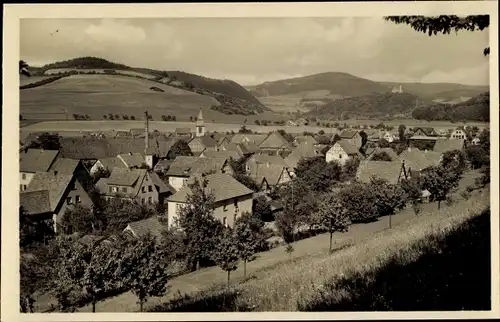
[[326, 140, 361, 165], [381, 131, 398, 143], [166, 173, 254, 229], [451, 128, 467, 140]]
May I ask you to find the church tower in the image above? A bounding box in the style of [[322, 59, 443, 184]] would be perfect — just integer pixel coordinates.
[[196, 109, 205, 137]]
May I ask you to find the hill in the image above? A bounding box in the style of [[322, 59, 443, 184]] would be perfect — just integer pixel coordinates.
[[26, 57, 266, 116], [305, 92, 423, 119], [380, 81, 489, 101], [412, 92, 490, 122], [249, 72, 392, 97]]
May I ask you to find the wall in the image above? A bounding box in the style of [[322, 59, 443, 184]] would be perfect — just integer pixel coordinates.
[[136, 172, 160, 205], [90, 160, 104, 175], [19, 172, 35, 191], [169, 176, 187, 191], [54, 178, 93, 233], [212, 195, 253, 228], [347, 134, 362, 149], [326, 144, 350, 165]]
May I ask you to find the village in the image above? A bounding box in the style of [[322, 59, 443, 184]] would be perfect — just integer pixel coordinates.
[[19, 107, 491, 312]]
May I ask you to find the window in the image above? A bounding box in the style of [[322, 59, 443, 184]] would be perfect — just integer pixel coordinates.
[[223, 205, 228, 212], [109, 186, 113, 193], [148, 196, 153, 204], [339, 154, 342, 159], [122, 187, 127, 193], [198, 127, 202, 133], [148, 185, 153, 192], [76, 195, 81, 203], [222, 217, 227, 226], [142, 198, 146, 204], [66, 197, 72, 205], [113, 186, 119, 193], [234, 200, 238, 209], [20, 184, 23, 191], [22, 173, 26, 180], [23, 185, 27, 190], [142, 186, 146, 193]]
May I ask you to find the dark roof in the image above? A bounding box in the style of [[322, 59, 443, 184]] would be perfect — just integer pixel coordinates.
[[20, 149, 60, 172], [294, 135, 318, 145], [356, 161, 405, 185], [433, 138, 465, 154], [48, 158, 80, 174], [413, 127, 436, 136], [201, 150, 242, 160], [150, 172, 175, 195], [230, 134, 267, 145], [167, 173, 254, 203], [259, 132, 292, 150], [339, 129, 359, 139], [106, 168, 146, 186], [118, 153, 145, 168], [397, 149, 442, 171], [126, 216, 166, 239], [249, 163, 290, 186], [285, 142, 322, 169], [366, 147, 399, 161], [153, 159, 174, 172], [335, 140, 360, 155], [20, 190, 52, 215], [166, 156, 230, 177], [99, 157, 128, 170], [190, 136, 218, 148], [24, 172, 74, 211]]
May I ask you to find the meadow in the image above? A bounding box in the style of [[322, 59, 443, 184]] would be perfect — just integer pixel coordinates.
[[44, 68, 158, 79]]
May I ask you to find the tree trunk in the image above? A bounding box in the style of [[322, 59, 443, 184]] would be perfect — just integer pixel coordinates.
[[196, 259, 200, 271], [389, 213, 392, 229], [243, 260, 247, 278], [438, 200, 441, 210], [329, 232, 333, 253], [227, 271, 231, 286], [139, 300, 144, 312], [92, 297, 96, 313]]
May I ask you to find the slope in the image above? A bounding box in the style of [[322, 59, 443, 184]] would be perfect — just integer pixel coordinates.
[[380, 81, 489, 101]]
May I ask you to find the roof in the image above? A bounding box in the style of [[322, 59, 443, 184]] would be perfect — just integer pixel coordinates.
[[98, 157, 128, 170], [397, 149, 442, 171], [433, 138, 465, 154], [167, 173, 254, 203], [189, 136, 217, 148], [201, 150, 242, 160], [20, 190, 52, 215], [230, 134, 267, 146], [166, 156, 230, 177], [294, 135, 318, 145], [24, 172, 74, 212], [339, 129, 359, 139], [247, 154, 288, 167], [106, 168, 146, 186], [153, 159, 174, 172], [48, 158, 80, 174], [150, 171, 175, 195], [20, 149, 60, 172], [238, 142, 260, 155], [249, 163, 289, 186], [335, 140, 360, 155], [366, 147, 399, 161], [285, 142, 322, 169], [413, 127, 436, 136], [118, 153, 145, 168], [410, 135, 439, 141], [259, 132, 292, 150], [126, 216, 166, 239], [356, 161, 405, 185]]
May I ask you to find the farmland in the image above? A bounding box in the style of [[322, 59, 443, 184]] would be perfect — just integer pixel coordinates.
[[44, 68, 158, 80]]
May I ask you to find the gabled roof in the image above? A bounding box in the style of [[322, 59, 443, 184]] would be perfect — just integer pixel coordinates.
[[259, 132, 292, 150], [125, 216, 166, 239], [153, 159, 174, 172], [366, 147, 399, 161], [294, 135, 318, 145], [238, 142, 260, 155], [397, 148, 442, 171], [20, 190, 52, 215], [98, 157, 128, 170], [149, 171, 175, 195], [118, 153, 145, 168], [285, 142, 323, 169], [356, 161, 405, 185], [106, 168, 146, 186], [339, 129, 359, 139], [189, 136, 218, 148], [48, 158, 80, 174], [167, 173, 254, 203], [410, 135, 439, 141], [433, 138, 465, 154], [334, 140, 360, 155], [24, 172, 74, 212], [249, 163, 290, 186], [166, 156, 230, 177], [20, 149, 60, 172], [202, 150, 242, 160], [413, 127, 436, 136], [230, 134, 267, 146], [247, 154, 288, 167]]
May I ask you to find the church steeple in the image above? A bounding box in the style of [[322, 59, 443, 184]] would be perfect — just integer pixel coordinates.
[[195, 109, 205, 137]]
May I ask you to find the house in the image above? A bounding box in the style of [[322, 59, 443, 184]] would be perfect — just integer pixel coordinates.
[[167, 173, 254, 228], [90, 156, 128, 175], [258, 131, 293, 155], [285, 141, 323, 174], [123, 216, 167, 239], [325, 140, 363, 165], [397, 148, 442, 177], [436, 128, 449, 137], [433, 138, 465, 154], [293, 135, 318, 146], [338, 129, 362, 149], [245, 154, 288, 174], [380, 131, 398, 143], [294, 118, 309, 126], [356, 161, 408, 185], [175, 128, 193, 137], [96, 168, 174, 206], [230, 134, 267, 146], [165, 156, 234, 191], [216, 142, 245, 159], [200, 149, 242, 160], [188, 136, 218, 156], [364, 129, 380, 142], [117, 153, 146, 168], [153, 159, 174, 174], [412, 127, 437, 137], [472, 137, 481, 145], [286, 120, 298, 126], [20, 149, 60, 191], [237, 142, 261, 156], [21, 171, 94, 233], [249, 163, 292, 193], [450, 127, 468, 140], [366, 147, 399, 161]]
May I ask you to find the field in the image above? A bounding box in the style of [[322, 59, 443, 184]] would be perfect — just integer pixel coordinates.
[[44, 68, 158, 80], [257, 90, 346, 114], [20, 76, 54, 87], [32, 170, 489, 312]]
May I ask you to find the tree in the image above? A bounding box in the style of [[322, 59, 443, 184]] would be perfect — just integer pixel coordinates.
[[167, 140, 193, 160], [384, 15, 490, 56], [378, 138, 390, 148], [400, 178, 422, 205], [92, 167, 111, 183], [315, 193, 351, 253], [371, 151, 392, 161], [252, 196, 273, 222], [60, 205, 102, 235], [55, 239, 122, 313], [338, 183, 378, 223], [178, 178, 223, 270], [441, 149, 466, 174], [295, 156, 342, 193], [239, 126, 252, 134], [213, 227, 240, 285], [20, 60, 30, 76], [118, 234, 170, 312], [421, 165, 461, 209], [100, 198, 151, 233], [29, 132, 61, 150], [255, 120, 261, 126], [277, 129, 294, 143], [20, 207, 54, 250], [340, 156, 361, 182], [369, 178, 407, 228], [230, 156, 260, 191], [465, 145, 488, 169], [234, 212, 263, 278], [398, 124, 407, 142], [332, 133, 342, 145], [359, 130, 368, 148]]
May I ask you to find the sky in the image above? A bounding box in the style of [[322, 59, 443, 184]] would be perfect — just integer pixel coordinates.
[[20, 17, 490, 86]]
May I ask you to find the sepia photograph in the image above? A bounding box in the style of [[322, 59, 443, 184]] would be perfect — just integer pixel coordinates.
[[2, 1, 499, 320]]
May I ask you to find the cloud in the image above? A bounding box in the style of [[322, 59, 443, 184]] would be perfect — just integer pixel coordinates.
[[420, 62, 489, 85], [85, 19, 146, 43]]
